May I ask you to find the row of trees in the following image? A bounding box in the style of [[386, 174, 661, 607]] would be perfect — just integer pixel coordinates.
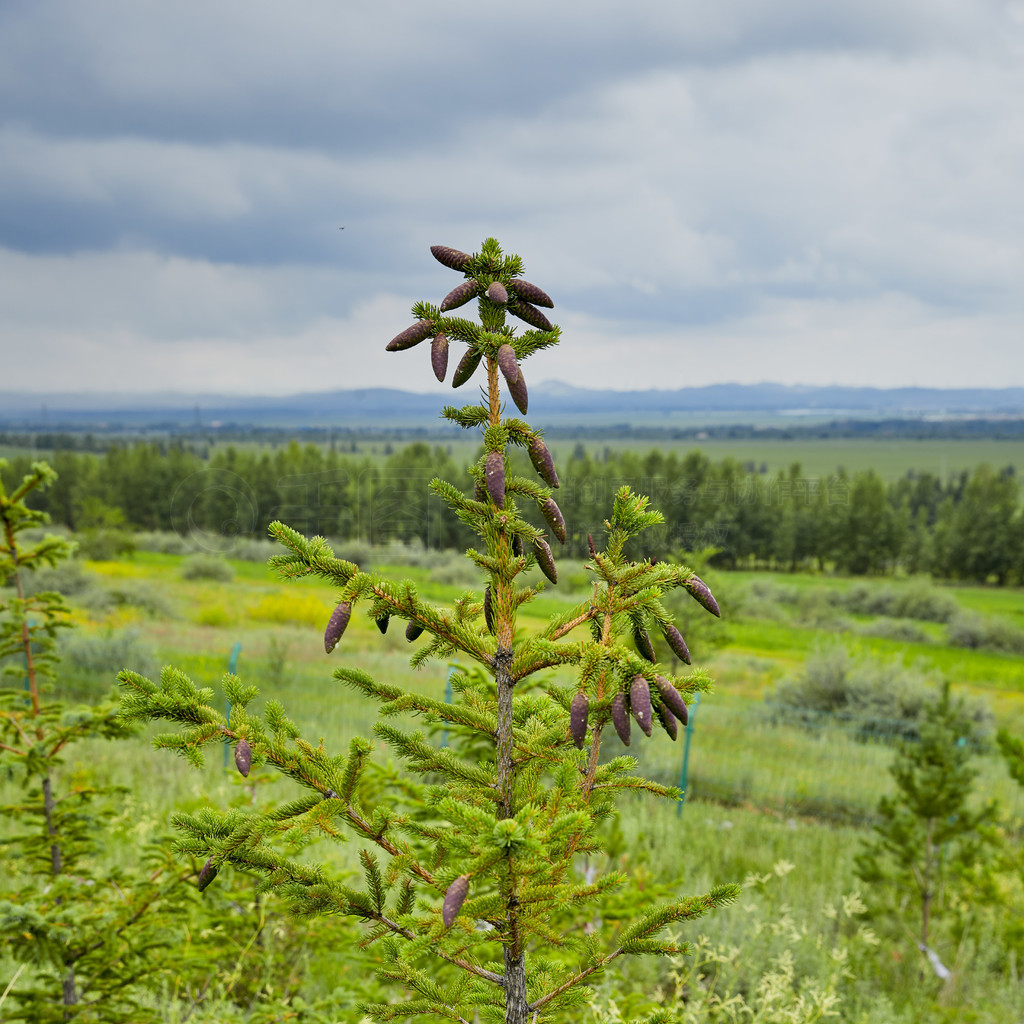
[[2, 442, 1022, 582]]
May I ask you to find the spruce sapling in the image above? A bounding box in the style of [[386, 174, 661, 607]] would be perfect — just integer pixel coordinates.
[[0, 461, 194, 1022], [855, 682, 998, 971], [118, 238, 738, 1023]]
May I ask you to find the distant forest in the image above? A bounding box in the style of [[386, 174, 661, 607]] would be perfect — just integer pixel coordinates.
[[3, 438, 1022, 584]]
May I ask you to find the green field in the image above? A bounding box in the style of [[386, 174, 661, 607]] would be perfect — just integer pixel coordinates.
[[579, 436, 1024, 481]]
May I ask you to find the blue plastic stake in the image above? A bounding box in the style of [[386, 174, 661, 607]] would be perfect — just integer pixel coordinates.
[[224, 642, 242, 768], [677, 691, 702, 817]]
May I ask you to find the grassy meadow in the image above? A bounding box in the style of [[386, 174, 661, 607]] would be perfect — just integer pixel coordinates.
[[6, 536, 1024, 1021]]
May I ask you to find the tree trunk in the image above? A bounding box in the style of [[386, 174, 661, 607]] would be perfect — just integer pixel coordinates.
[[42, 776, 63, 874], [503, 948, 529, 1024], [62, 965, 78, 1019], [494, 646, 529, 1023]]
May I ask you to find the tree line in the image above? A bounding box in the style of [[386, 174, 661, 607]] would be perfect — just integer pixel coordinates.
[[2, 441, 1022, 583]]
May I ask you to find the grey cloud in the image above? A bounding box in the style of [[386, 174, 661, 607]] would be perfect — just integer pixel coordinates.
[[3, 0, 1024, 393], [1, 2, 1012, 147]]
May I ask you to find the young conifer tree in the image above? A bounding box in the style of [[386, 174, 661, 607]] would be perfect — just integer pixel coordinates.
[[118, 238, 739, 1024], [855, 682, 997, 966], [0, 462, 193, 1022]]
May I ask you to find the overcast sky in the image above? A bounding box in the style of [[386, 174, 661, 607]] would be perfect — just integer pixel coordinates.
[[2, 0, 1023, 396]]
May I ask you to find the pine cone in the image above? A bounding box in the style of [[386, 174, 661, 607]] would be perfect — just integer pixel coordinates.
[[197, 858, 218, 893], [655, 675, 689, 726], [324, 601, 351, 653], [234, 738, 252, 777], [570, 691, 589, 749], [533, 537, 558, 584], [663, 625, 691, 665], [483, 586, 494, 633], [539, 496, 566, 544], [452, 347, 483, 387], [629, 675, 653, 736], [443, 875, 470, 927], [431, 245, 472, 271], [527, 434, 559, 488], [406, 621, 424, 642], [633, 625, 656, 663], [496, 343, 520, 385], [485, 451, 505, 506], [510, 278, 554, 308], [376, 613, 390, 635], [611, 691, 631, 746], [431, 334, 449, 382], [387, 319, 434, 351], [507, 368, 529, 414], [440, 279, 481, 311], [507, 297, 553, 331], [654, 700, 678, 741], [486, 281, 508, 305], [685, 574, 721, 618]]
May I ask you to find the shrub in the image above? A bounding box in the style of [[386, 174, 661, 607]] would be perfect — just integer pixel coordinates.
[[19, 559, 93, 597], [180, 554, 235, 581], [100, 580, 177, 619], [841, 579, 958, 623], [770, 644, 992, 742], [735, 578, 797, 621], [61, 625, 158, 679], [855, 617, 930, 643], [133, 530, 193, 556], [947, 610, 1024, 655]]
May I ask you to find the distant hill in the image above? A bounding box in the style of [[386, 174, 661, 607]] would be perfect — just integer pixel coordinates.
[[2, 382, 1024, 430]]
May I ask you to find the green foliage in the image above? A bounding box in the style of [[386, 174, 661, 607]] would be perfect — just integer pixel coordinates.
[[115, 240, 738, 1023]]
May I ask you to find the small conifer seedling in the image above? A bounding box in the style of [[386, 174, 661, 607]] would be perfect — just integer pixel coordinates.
[[118, 239, 738, 1023]]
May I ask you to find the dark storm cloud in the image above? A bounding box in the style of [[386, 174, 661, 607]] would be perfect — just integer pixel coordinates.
[[4, 1, 992, 149]]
